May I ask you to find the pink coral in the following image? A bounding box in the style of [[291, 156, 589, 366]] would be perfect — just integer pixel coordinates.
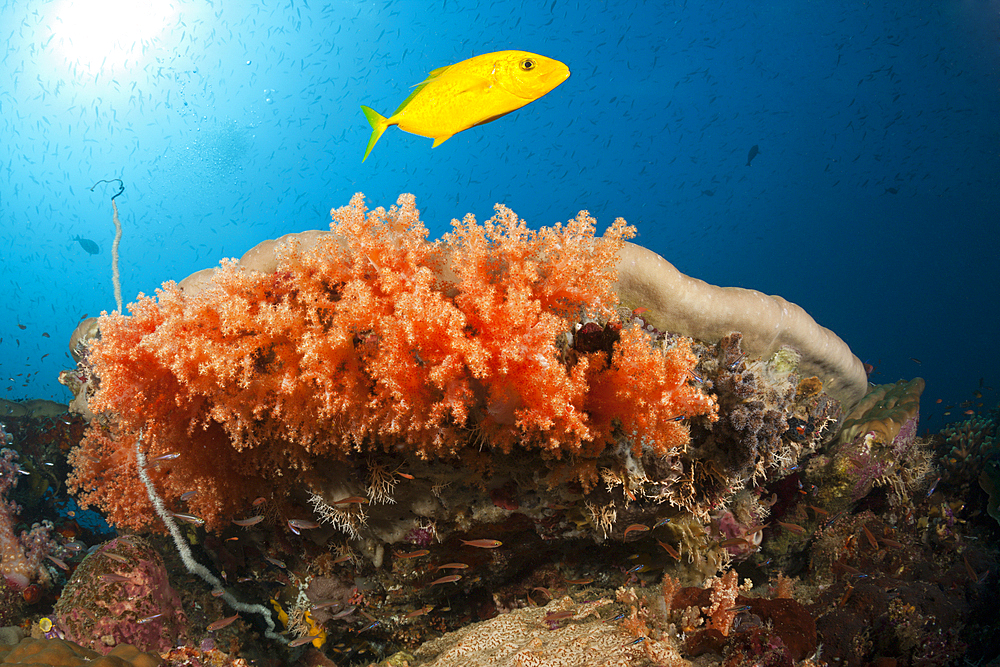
[[53, 535, 187, 655], [68, 194, 716, 532]]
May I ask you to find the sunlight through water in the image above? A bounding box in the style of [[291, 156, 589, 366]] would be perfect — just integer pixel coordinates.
[[48, 0, 178, 76]]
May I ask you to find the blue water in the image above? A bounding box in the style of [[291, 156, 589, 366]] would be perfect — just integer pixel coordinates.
[[1, 0, 998, 428]]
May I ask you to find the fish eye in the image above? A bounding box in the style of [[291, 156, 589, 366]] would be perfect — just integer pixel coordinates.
[[520, 58, 536, 71]]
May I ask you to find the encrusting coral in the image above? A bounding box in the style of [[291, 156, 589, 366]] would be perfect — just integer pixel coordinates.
[[68, 193, 717, 533]]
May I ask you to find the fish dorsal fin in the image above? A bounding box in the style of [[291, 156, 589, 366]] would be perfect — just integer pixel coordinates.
[[392, 64, 455, 116], [424, 64, 452, 80]]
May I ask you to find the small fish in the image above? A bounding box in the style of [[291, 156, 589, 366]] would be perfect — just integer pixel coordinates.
[[329, 605, 356, 620], [530, 586, 553, 601], [862, 525, 879, 550], [461, 539, 502, 548], [99, 573, 130, 583], [718, 538, 750, 549], [656, 539, 681, 561], [807, 504, 829, 517], [46, 555, 69, 570], [435, 562, 469, 570], [331, 496, 369, 505], [562, 577, 593, 585], [404, 605, 435, 619], [264, 555, 286, 569], [544, 610, 576, 622], [623, 523, 649, 538], [207, 614, 240, 631], [879, 537, 905, 549], [289, 634, 319, 648], [170, 512, 205, 527], [963, 555, 979, 582], [394, 549, 430, 559], [310, 599, 343, 611], [288, 519, 321, 530], [777, 521, 806, 535], [103, 552, 128, 563], [138, 613, 164, 624], [427, 574, 462, 586], [74, 236, 100, 254], [233, 515, 264, 527], [361, 51, 571, 161], [746, 144, 760, 166]]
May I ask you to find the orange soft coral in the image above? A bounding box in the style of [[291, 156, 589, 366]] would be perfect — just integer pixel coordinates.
[[69, 193, 716, 532]]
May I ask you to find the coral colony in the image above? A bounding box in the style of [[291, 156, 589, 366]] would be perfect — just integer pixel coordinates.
[[9, 192, 993, 665], [67, 193, 716, 533]]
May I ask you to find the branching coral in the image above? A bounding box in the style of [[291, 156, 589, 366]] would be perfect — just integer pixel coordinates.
[[68, 194, 717, 532]]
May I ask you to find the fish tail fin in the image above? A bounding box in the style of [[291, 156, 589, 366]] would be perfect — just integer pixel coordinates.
[[361, 106, 389, 162], [431, 135, 453, 148]]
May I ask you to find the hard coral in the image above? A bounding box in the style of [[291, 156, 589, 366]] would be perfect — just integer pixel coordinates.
[[408, 596, 648, 667], [53, 535, 186, 655], [68, 194, 716, 533], [0, 637, 160, 667]]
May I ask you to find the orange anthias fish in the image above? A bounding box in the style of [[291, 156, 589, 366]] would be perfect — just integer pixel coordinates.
[[360, 50, 571, 161]]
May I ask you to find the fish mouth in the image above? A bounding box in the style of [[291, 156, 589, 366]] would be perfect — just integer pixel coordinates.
[[549, 66, 571, 85], [535, 65, 570, 92]]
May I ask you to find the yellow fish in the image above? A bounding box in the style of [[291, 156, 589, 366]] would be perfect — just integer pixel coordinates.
[[361, 50, 570, 161]]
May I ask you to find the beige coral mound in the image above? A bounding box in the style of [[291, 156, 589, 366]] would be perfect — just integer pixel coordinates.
[[410, 597, 653, 667], [614, 242, 868, 409], [0, 637, 159, 667]]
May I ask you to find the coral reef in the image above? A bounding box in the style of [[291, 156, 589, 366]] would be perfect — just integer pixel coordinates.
[[47, 192, 999, 667], [937, 410, 997, 492]]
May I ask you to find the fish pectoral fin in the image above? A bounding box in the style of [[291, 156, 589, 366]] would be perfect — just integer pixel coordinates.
[[431, 135, 453, 148], [449, 75, 493, 97]]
